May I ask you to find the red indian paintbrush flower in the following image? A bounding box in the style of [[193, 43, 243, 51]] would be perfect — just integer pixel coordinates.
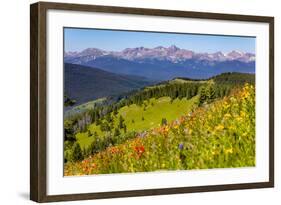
[[134, 145, 145, 157]]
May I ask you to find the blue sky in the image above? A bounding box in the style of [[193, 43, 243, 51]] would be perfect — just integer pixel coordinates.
[[64, 28, 255, 53]]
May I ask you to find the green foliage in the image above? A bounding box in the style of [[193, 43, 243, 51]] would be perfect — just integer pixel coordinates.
[[100, 121, 111, 132], [64, 119, 76, 142], [118, 115, 125, 129], [67, 96, 198, 156], [211, 72, 255, 84], [161, 118, 168, 126], [199, 83, 216, 105], [71, 143, 83, 162], [123, 125, 127, 133], [64, 84, 256, 175], [64, 94, 76, 107], [114, 128, 121, 137], [126, 81, 200, 105]]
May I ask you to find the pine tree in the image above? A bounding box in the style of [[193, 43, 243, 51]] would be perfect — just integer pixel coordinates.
[[123, 124, 127, 133], [118, 115, 125, 129], [199, 87, 207, 105], [71, 143, 83, 162], [113, 107, 118, 115], [114, 128, 121, 137], [105, 114, 112, 123], [208, 85, 216, 101], [161, 118, 168, 125], [100, 122, 111, 132]]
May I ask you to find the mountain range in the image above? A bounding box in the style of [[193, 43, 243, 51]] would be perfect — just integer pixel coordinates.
[[64, 45, 255, 80]]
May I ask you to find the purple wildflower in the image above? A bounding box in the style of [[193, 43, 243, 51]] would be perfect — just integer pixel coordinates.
[[178, 143, 184, 150]]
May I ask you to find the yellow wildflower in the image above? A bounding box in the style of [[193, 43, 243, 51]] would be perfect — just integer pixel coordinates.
[[215, 124, 224, 131], [236, 117, 243, 121], [223, 101, 230, 109], [225, 148, 233, 154], [242, 132, 247, 137], [224, 113, 231, 118], [240, 111, 246, 117], [174, 125, 179, 129], [229, 125, 235, 130]]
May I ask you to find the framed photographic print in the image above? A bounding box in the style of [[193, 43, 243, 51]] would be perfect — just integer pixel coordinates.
[[30, 1, 274, 202]]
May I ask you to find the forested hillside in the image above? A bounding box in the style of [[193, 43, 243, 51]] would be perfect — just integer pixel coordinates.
[[64, 63, 152, 105]]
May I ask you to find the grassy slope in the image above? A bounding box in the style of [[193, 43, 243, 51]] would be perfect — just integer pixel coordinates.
[[64, 98, 106, 118], [116, 96, 199, 132], [76, 96, 199, 148], [65, 84, 255, 175], [71, 73, 255, 150], [145, 78, 207, 90]]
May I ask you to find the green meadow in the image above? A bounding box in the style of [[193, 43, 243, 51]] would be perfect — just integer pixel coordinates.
[[76, 96, 199, 149]]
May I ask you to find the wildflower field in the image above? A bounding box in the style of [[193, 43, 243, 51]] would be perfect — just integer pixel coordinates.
[[64, 83, 255, 176]]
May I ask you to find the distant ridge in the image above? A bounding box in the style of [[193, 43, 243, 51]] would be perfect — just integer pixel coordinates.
[[64, 63, 152, 105], [175, 72, 255, 83]]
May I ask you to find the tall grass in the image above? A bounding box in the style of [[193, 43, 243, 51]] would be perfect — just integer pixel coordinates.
[[64, 84, 255, 176]]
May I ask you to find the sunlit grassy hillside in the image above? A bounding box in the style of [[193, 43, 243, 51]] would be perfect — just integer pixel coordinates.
[[65, 84, 255, 175]]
